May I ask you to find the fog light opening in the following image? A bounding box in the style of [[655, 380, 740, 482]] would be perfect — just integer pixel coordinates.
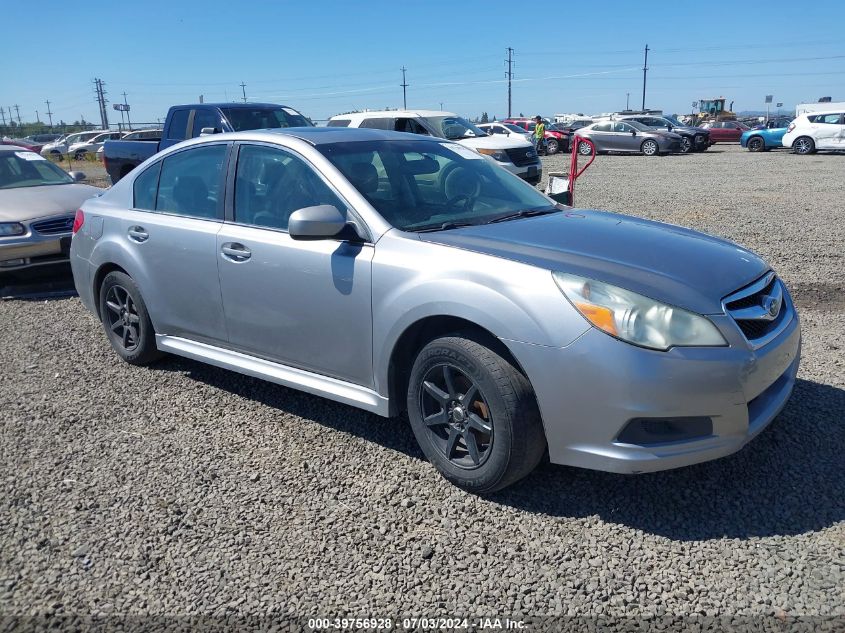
[[616, 416, 713, 446]]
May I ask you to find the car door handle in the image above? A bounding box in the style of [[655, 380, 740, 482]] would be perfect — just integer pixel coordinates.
[[221, 242, 251, 262], [127, 226, 149, 243]]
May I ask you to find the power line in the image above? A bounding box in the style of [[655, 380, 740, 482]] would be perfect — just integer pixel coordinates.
[[400, 67, 408, 109], [505, 47, 514, 118]]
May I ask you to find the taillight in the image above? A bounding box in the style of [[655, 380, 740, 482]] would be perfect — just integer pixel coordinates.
[[72, 209, 84, 234], [787, 123, 795, 132]]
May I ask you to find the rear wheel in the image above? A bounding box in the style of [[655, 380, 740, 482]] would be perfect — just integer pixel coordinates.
[[578, 141, 593, 156], [793, 136, 815, 155], [545, 138, 559, 155], [694, 134, 707, 151], [407, 334, 546, 493], [747, 136, 765, 152], [641, 139, 659, 156], [679, 136, 692, 153], [99, 271, 162, 365]]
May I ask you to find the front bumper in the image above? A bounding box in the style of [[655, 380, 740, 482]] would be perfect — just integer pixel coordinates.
[[502, 160, 542, 184], [0, 230, 72, 272], [507, 307, 801, 473]]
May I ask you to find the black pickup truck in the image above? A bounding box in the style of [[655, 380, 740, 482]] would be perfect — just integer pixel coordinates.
[[103, 103, 312, 184]]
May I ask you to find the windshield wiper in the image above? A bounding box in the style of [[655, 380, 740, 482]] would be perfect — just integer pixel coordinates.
[[413, 221, 476, 233], [485, 208, 558, 224]]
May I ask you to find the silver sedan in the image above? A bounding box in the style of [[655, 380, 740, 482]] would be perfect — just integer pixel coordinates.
[[0, 146, 102, 275], [575, 120, 683, 156], [70, 128, 800, 493]]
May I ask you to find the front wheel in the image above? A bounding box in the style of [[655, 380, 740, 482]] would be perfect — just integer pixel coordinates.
[[679, 136, 692, 153], [99, 271, 162, 365], [641, 139, 659, 156], [545, 138, 559, 155], [407, 334, 547, 493], [578, 141, 593, 156], [793, 136, 815, 155], [747, 136, 765, 152]]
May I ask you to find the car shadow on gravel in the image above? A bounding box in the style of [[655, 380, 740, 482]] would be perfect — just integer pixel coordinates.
[[155, 356, 843, 540], [493, 378, 845, 540]]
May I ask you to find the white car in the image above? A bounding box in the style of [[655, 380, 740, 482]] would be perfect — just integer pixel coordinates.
[[41, 131, 108, 157], [781, 110, 845, 154], [327, 110, 542, 184], [68, 131, 123, 159], [476, 122, 534, 143]]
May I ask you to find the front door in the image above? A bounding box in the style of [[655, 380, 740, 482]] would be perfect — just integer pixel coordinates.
[[612, 121, 641, 151], [216, 143, 375, 387], [123, 143, 230, 344]]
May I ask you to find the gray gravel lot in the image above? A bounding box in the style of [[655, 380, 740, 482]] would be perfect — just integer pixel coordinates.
[[1, 144, 843, 630]]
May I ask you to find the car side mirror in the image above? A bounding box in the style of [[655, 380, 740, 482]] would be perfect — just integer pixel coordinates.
[[200, 127, 220, 136], [631, 130, 637, 136], [69, 171, 86, 182], [288, 205, 349, 241], [667, 124, 673, 131]]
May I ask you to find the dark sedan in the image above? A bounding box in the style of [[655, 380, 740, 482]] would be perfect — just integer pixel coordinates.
[[574, 120, 682, 156]]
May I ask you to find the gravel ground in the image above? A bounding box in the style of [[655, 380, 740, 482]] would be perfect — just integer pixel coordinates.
[[1, 144, 843, 631]]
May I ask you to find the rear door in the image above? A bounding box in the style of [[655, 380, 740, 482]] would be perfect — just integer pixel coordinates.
[[588, 122, 615, 150], [122, 143, 230, 343]]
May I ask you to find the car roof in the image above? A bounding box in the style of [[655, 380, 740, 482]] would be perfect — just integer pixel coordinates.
[[330, 109, 458, 120], [0, 144, 36, 153], [169, 102, 296, 110], [220, 126, 451, 146]]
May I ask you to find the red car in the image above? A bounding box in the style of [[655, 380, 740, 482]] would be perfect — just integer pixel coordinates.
[[503, 118, 569, 154], [698, 120, 749, 143]]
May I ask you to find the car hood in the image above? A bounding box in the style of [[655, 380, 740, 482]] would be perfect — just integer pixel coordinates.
[[417, 210, 768, 314], [456, 135, 532, 150], [0, 183, 103, 222]]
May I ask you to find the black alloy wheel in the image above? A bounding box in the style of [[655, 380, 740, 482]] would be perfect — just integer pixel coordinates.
[[104, 284, 141, 352], [419, 363, 494, 468]]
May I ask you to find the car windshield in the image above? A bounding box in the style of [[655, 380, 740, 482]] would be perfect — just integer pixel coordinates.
[[0, 151, 74, 189], [503, 123, 525, 133], [422, 116, 487, 140], [317, 139, 556, 231], [221, 106, 311, 131], [663, 115, 685, 127]]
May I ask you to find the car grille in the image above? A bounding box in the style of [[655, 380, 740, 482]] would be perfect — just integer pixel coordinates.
[[724, 273, 792, 347], [31, 215, 74, 235], [505, 147, 539, 167]]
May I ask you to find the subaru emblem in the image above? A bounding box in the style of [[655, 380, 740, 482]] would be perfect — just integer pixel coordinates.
[[762, 295, 780, 318]]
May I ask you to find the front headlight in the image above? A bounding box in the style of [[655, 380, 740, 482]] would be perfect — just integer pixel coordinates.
[[476, 148, 509, 162], [553, 272, 727, 351], [0, 222, 26, 237]]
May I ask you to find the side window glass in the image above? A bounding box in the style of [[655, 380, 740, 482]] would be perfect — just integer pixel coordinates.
[[167, 109, 190, 140], [360, 118, 394, 130], [155, 144, 226, 219], [327, 119, 350, 127], [234, 145, 346, 231], [191, 109, 221, 137], [133, 162, 161, 210], [594, 123, 612, 132]]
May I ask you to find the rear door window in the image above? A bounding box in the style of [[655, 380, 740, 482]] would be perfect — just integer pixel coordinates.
[[327, 119, 351, 127], [593, 123, 613, 132], [809, 113, 842, 124], [359, 118, 395, 130], [155, 144, 227, 219], [167, 109, 190, 141], [133, 162, 162, 210]]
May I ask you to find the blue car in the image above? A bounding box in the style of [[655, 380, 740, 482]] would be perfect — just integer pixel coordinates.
[[741, 126, 788, 152]]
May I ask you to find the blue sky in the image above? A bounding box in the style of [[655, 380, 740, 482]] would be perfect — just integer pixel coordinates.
[[2, 0, 843, 125]]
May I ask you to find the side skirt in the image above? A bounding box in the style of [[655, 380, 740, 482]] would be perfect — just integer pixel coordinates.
[[155, 335, 390, 417]]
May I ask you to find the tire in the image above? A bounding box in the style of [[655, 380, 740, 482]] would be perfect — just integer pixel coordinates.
[[694, 134, 706, 151], [545, 138, 560, 155], [679, 136, 692, 153], [793, 136, 815, 155], [578, 141, 593, 156], [641, 139, 659, 156], [73, 151, 86, 160], [747, 136, 765, 152], [99, 271, 162, 365], [406, 334, 547, 494]]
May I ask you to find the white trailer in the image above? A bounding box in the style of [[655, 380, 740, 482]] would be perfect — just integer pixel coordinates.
[[795, 101, 845, 116]]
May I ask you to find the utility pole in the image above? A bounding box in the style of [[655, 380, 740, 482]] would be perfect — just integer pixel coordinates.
[[505, 47, 514, 118], [13, 104, 21, 124], [400, 67, 408, 109], [93, 78, 109, 129], [36, 110, 40, 123], [240, 82, 247, 103], [439, 102, 443, 111], [0, 108, 5, 126], [641, 44, 649, 111], [123, 91, 132, 130], [626, 92, 630, 111], [45, 100, 53, 127]]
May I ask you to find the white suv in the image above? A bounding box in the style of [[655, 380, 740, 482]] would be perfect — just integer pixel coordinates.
[[782, 110, 845, 154], [327, 110, 542, 184]]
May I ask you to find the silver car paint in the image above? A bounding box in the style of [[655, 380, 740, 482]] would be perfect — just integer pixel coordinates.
[[70, 128, 800, 474], [576, 122, 681, 153]]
